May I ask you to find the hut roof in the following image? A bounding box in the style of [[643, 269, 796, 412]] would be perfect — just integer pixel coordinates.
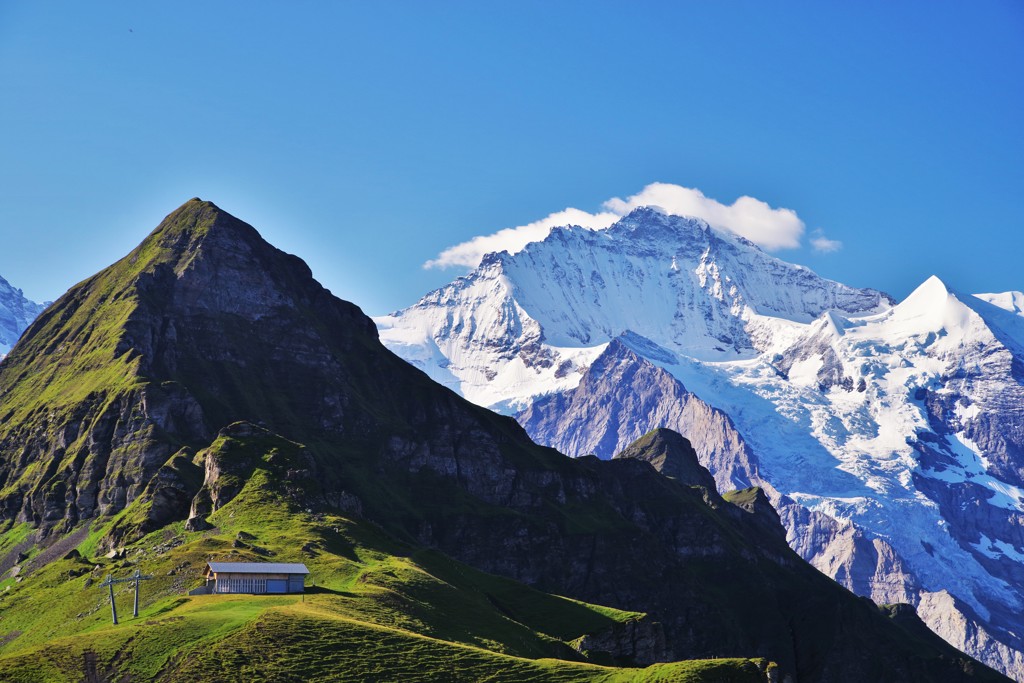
[[207, 562, 309, 574]]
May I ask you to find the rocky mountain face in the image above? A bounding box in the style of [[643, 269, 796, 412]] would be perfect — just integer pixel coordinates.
[[0, 274, 45, 357], [0, 199, 379, 535], [377, 208, 1024, 679], [518, 339, 765, 490], [518, 339, 926, 613], [0, 199, 1004, 682]]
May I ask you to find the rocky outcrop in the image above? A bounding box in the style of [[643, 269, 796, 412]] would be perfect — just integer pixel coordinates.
[[612, 427, 718, 491], [518, 339, 763, 491], [186, 422, 313, 531], [918, 591, 1024, 680], [723, 487, 789, 546], [778, 501, 921, 607], [0, 381, 207, 534], [572, 617, 667, 666]]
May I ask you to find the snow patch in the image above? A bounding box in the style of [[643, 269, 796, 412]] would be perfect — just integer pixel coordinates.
[[973, 534, 1024, 563]]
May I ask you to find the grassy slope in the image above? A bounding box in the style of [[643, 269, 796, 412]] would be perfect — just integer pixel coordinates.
[[0, 435, 768, 682]]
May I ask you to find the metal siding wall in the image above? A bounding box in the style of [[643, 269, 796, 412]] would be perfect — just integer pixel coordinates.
[[208, 572, 306, 593]]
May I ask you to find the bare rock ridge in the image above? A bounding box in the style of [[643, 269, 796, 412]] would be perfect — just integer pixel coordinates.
[[611, 427, 786, 545], [612, 427, 717, 490], [0, 199, 1008, 682], [518, 338, 764, 490]]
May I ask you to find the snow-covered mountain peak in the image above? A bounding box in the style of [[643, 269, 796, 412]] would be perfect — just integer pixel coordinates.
[[508, 210, 891, 349], [476, 250, 506, 269], [839, 276, 1024, 364], [608, 206, 709, 237], [893, 274, 955, 316], [607, 205, 767, 253], [378, 207, 893, 407], [872, 275, 976, 342], [0, 274, 46, 357], [908, 273, 950, 299]]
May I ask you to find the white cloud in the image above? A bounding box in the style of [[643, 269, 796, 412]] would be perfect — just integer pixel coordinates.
[[424, 182, 807, 270], [602, 183, 804, 250], [810, 228, 842, 253], [424, 207, 618, 269]]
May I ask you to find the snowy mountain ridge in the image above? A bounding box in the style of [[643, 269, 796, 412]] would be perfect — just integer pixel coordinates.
[[0, 274, 45, 357], [375, 207, 1024, 679], [377, 207, 891, 409]]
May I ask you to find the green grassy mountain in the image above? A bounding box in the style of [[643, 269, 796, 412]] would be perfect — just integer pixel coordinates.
[[0, 199, 1008, 681]]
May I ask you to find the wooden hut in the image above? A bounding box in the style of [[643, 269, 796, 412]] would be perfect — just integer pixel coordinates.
[[204, 562, 309, 594]]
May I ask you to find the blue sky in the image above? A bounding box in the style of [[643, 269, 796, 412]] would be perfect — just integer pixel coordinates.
[[1, 2, 1022, 315]]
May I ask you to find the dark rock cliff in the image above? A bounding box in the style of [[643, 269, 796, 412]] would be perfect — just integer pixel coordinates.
[[612, 427, 718, 490]]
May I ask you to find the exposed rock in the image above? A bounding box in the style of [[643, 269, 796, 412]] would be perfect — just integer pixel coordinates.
[[723, 487, 788, 546], [519, 340, 763, 491], [185, 422, 311, 527], [613, 427, 717, 490], [184, 516, 210, 532], [779, 501, 921, 607], [572, 617, 667, 666], [918, 590, 1024, 680]]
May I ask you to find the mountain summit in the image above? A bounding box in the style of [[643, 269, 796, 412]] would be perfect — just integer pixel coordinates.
[[0, 198, 377, 532], [377, 207, 891, 410]]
